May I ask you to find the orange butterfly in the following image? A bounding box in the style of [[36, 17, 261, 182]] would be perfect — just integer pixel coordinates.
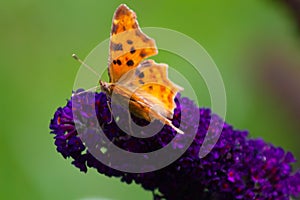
[[77, 4, 184, 134]]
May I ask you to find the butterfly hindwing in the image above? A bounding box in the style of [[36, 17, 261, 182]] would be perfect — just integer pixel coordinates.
[[122, 60, 183, 119], [108, 4, 157, 83]]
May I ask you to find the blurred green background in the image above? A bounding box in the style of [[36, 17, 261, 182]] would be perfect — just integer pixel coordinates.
[[1, 0, 300, 199]]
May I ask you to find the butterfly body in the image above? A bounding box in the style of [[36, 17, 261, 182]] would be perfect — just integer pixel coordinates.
[[100, 80, 154, 122], [100, 79, 183, 134], [101, 4, 184, 134]]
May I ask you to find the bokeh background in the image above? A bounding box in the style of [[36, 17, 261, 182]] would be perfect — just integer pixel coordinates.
[[1, 0, 300, 199]]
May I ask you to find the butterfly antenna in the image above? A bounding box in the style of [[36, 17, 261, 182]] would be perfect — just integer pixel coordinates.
[[71, 54, 101, 96], [72, 54, 100, 77], [72, 85, 100, 96]]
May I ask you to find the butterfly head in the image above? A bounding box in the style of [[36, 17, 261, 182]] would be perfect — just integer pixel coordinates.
[[99, 80, 113, 96]]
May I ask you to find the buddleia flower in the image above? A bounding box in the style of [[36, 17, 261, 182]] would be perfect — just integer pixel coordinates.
[[50, 90, 300, 200]]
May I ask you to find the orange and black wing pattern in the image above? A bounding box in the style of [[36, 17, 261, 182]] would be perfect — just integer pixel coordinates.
[[108, 4, 157, 83]]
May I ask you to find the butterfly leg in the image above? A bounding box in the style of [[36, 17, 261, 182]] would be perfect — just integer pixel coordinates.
[[127, 111, 134, 136], [106, 100, 113, 124], [165, 119, 184, 134]]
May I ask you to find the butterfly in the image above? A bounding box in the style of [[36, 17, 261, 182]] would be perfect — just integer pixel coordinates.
[[98, 4, 184, 134]]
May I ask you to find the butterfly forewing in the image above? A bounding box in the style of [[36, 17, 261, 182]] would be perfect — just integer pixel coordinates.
[[108, 4, 157, 83]]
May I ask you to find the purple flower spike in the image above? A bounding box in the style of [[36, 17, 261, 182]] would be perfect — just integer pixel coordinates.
[[50, 90, 300, 200]]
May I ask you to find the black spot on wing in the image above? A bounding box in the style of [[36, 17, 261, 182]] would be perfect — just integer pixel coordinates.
[[126, 60, 134, 67], [139, 80, 145, 84], [138, 72, 144, 78], [130, 47, 136, 54], [116, 59, 122, 65], [127, 40, 133, 44], [140, 51, 147, 58], [111, 42, 123, 51]]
